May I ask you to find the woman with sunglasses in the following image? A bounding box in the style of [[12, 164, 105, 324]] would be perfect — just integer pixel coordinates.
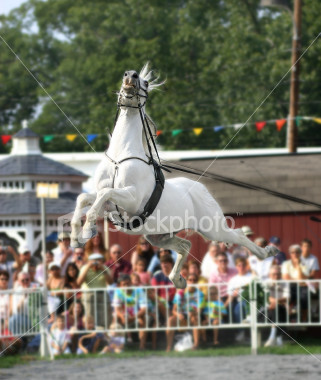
[[131, 237, 155, 268]]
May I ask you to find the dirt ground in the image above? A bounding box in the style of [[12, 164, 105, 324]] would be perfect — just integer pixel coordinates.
[[1, 354, 321, 380]]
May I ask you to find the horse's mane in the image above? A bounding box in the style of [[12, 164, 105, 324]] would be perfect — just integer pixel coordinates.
[[139, 63, 165, 159]]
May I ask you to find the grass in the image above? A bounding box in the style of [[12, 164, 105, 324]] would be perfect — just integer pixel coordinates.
[[1, 339, 320, 369]]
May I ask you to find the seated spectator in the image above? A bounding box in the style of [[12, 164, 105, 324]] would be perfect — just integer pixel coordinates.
[[249, 237, 275, 281], [134, 257, 150, 285], [151, 254, 176, 304], [0, 270, 10, 322], [47, 262, 65, 291], [77, 315, 103, 355], [9, 272, 32, 335], [65, 262, 79, 290], [203, 286, 227, 345], [264, 265, 289, 347], [201, 242, 221, 279], [282, 244, 309, 321], [52, 233, 73, 276], [269, 236, 287, 265], [226, 257, 252, 341], [49, 315, 71, 356], [188, 260, 208, 296], [300, 238, 320, 279], [105, 244, 132, 284], [72, 247, 86, 270], [130, 272, 142, 287], [112, 274, 146, 349], [180, 262, 189, 280], [147, 248, 177, 275], [100, 323, 125, 354], [209, 252, 237, 305], [62, 300, 85, 352], [0, 245, 21, 288], [131, 237, 155, 268], [35, 250, 54, 285], [84, 233, 109, 262], [166, 273, 204, 351], [78, 253, 112, 329], [218, 241, 235, 269]]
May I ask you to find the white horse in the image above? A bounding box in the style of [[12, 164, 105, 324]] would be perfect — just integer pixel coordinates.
[[71, 63, 278, 289]]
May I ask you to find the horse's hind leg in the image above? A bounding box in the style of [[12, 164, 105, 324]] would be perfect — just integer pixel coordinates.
[[145, 234, 191, 289]]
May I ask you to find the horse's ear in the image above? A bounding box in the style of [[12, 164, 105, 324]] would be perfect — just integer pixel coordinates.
[[140, 62, 165, 91]]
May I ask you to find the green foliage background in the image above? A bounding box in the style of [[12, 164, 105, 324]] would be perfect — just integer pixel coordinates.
[[0, 0, 320, 153]]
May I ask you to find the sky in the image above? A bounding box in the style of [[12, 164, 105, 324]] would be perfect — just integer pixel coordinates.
[[0, 0, 27, 15]]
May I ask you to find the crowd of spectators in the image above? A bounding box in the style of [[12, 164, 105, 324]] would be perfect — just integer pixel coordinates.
[[0, 226, 320, 355]]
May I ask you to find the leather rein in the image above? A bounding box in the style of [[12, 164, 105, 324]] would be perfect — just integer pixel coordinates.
[[105, 82, 168, 230]]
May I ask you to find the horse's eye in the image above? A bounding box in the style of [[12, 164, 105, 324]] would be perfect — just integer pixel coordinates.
[[124, 72, 128, 77], [144, 81, 148, 87], [133, 73, 138, 79]]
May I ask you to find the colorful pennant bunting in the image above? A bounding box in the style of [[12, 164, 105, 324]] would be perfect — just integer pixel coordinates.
[[87, 134, 98, 143], [44, 135, 54, 143], [214, 126, 224, 132], [66, 134, 77, 142], [156, 130, 163, 136], [193, 128, 203, 136], [172, 129, 182, 136], [1, 135, 12, 145], [313, 118, 321, 124], [255, 121, 266, 132], [275, 119, 286, 132], [295, 116, 302, 126]]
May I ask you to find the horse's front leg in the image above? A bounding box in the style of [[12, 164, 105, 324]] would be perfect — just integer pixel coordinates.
[[71, 193, 97, 247], [82, 186, 136, 239]]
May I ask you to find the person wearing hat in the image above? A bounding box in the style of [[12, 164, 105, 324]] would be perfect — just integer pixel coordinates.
[[52, 232, 73, 276], [0, 245, 21, 288], [268, 236, 286, 265], [77, 253, 112, 328], [19, 245, 40, 268]]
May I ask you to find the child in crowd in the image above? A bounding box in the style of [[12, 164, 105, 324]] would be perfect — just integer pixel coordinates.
[[134, 257, 151, 285], [130, 272, 142, 287], [49, 315, 71, 356], [77, 315, 103, 354], [100, 323, 125, 354], [203, 286, 227, 345]]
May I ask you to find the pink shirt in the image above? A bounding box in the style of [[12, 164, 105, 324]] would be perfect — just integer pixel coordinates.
[[209, 267, 238, 298], [137, 271, 151, 285]]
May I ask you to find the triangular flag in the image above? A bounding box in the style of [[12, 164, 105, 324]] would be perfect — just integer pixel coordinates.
[[87, 134, 98, 143], [255, 121, 266, 132], [43, 135, 54, 142], [313, 118, 321, 124], [1, 135, 12, 145], [234, 123, 243, 130], [66, 134, 77, 142], [213, 126, 224, 132], [275, 119, 286, 132], [295, 116, 302, 126], [156, 130, 162, 136], [193, 128, 203, 136], [172, 129, 182, 136]]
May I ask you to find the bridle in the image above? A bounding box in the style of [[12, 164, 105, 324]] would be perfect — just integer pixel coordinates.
[[105, 77, 166, 230]]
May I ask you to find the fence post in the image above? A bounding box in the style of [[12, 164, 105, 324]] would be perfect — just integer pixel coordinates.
[[250, 280, 258, 355]]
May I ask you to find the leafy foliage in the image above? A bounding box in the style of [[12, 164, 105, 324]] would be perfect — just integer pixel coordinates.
[[0, 0, 320, 152]]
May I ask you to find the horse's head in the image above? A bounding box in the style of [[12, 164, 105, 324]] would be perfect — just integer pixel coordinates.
[[118, 63, 164, 108]]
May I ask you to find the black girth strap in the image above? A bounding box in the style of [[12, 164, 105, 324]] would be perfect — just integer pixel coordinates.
[[107, 85, 167, 230]]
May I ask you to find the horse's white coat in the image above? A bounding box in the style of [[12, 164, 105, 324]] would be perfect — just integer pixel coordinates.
[[71, 64, 278, 288]]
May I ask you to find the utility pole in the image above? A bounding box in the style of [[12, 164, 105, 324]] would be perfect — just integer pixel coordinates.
[[287, 0, 302, 153]]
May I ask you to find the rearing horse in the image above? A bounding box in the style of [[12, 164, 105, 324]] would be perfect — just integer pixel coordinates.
[[71, 63, 278, 289]]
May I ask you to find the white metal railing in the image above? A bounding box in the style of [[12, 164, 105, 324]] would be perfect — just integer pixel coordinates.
[[0, 280, 320, 353]]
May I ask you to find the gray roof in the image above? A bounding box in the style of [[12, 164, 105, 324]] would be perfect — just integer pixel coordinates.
[[0, 155, 88, 178], [165, 153, 321, 214], [14, 128, 38, 138], [0, 192, 78, 215]]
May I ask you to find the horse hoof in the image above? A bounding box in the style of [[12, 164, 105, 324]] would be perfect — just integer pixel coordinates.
[[82, 228, 97, 240], [70, 239, 84, 248], [170, 275, 187, 289], [264, 245, 279, 258]]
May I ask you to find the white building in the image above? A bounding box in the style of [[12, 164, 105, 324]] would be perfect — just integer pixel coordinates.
[[0, 126, 88, 253]]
